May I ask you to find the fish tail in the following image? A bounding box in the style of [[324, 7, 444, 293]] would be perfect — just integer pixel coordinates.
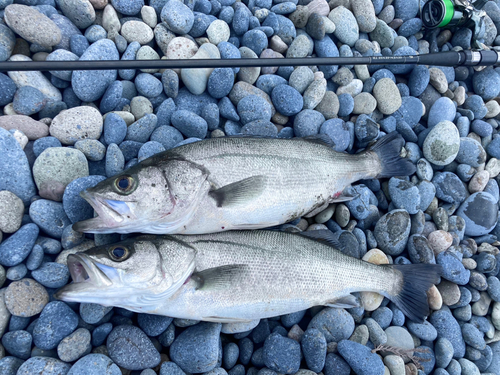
[[366, 131, 416, 178], [383, 263, 442, 323]]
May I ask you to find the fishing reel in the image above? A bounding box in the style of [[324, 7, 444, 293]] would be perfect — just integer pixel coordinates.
[[421, 0, 488, 48]]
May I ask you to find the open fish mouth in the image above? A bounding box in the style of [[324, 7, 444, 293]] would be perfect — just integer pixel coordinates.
[[73, 190, 128, 233], [54, 254, 113, 301]]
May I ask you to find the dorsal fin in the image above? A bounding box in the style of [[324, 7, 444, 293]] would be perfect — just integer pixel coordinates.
[[298, 230, 343, 250]]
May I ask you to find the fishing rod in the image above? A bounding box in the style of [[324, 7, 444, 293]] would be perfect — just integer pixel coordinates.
[[0, 49, 499, 72]]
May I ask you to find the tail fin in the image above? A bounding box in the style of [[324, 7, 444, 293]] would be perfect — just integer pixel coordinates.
[[367, 131, 416, 178], [384, 263, 442, 323]]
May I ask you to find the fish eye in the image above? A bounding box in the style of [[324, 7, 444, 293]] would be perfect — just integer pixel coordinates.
[[109, 246, 129, 261], [114, 176, 135, 194]]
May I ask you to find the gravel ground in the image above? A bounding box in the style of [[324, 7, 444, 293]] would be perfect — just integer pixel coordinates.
[[1, 0, 500, 374]]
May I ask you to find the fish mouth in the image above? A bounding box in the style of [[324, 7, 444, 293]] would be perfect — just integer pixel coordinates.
[[54, 253, 113, 301], [73, 190, 128, 233]]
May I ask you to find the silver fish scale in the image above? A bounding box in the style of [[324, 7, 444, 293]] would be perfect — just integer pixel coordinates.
[[162, 231, 399, 320]]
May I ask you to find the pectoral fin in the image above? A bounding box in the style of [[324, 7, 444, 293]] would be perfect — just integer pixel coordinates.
[[329, 192, 358, 203], [209, 176, 267, 208], [324, 294, 359, 309], [193, 264, 250, 290], [299, 230, 343, 250]]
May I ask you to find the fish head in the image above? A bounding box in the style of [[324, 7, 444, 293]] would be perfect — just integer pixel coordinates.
[[54, 236, 196, 311], [72, 164, 176, 234]]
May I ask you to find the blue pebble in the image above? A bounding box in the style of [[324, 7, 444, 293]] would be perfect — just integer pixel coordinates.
[[51, 75, 70, 89], [394, 0, 418, 21], [437, 250, 470, 285], [471, 119, 492, 137], [301, 328, 327, 372], [314, 35, 339, 79], [100, 81, 123, 114], [307, 308, 354, 342], [408, 65, 430, 97], [237, 95, 272, 124], [50, 13, 82, 51], [111, 0, 144, 15], [114, 36, 127, 53], [103, 113, 127, 146], [69, 34, 89, 57], [242, 29, 268, 55], [0, 24, 15, 62], [66, 354, 121, 375], [150, 125, 184, 150], [397, 83, 410, 97], [388, 177, 421, 214], [126, 114, 158, 143], [232, 2, 250, 35], [241, 120, 278, 137], [281, 310, 306, 328], [208, 68, 235, 99], [29, 199, 71, 239], [62, 175, 107, 224], [158, 323, 175, 347], [362, 77, 376, 93], [324, 353, 350, 375], [39, 100, 67, 119], [239, 337, 254, 365], [189, 12, 211, 37], [107, 325, 160, 370], [16, 357, 71, 375], [464, 95, 488, 120], [398, 18, 423, 37], [2, 330, 32, 359], [251, 347, 265, 367], [138, 314, 173, 337], [432, 172, 467, 204], [171, 110, 208, 139], [84, 24, 106, 42], [72, 39, 119, 102], [62, 87, 82, 108], [271, 84, 303, 116], [218, 41, 241, 74], [194, 0, 211, 13], [337, 340, 385, 375], [33, 301, 79, 350], [170, 322, 221, 373], [156, 98, 177, 128], [270, 1, 295, 13], [6, 263, 27, 280], [427, 97, 456, 128], [487, 135, 500, 158], [9, 316, 31, 332], [462, 323, 486, 350], [160, 361, 187, 375], [372, 69, 396, 82], [223, 342, 239, 369], [119, 41, 141, 81], [456, 116, 470, 138], [456, 192, 498, 236], [161, 70, 178, 98], [345, 185, 372, 220], [407, 321, 438, 341], [12, 86, 46, 115], [161, 0, 194, 34], [371, 307, 393, 330], [201, 103, 219, 131], [262, 332, 301, 374], [337, 94, 354, 117], [0, 72, 16, 106], [0, 223, 39, 267], [250, 319, 270, 344], [138, 141, 166, 162], [293, 109, 325, 137], [355, 114, 379, 143], [484, 179, 499, 203], [473, 68, 500, 101], [31, 262, 70, 288], [275, 14, 296, 45], [219, 6, 234, 24], [0, 356, 24, 375], [107, 143, 125, 176], [174, 87, 217, 116]]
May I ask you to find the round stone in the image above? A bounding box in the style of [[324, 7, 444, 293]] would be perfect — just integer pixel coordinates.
[[0, 190, 24, 234], [353, 92, 377, 115], [456, 192, 499, 236], [57, 328, 91, 362], [121, 21, 154, 44], [207, 20, 230, 45], [32, 147, 89, 202], [4, 4, 61, 47], [50, 106, 103, 145], [5, 278, 49, 317], [423, 120, 460, 166], [373, 78, 402, 115], [328, 6, 359, 47]]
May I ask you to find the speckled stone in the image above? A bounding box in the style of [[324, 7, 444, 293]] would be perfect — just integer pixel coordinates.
[[423, 120, 460, 166], [373, 78, 401, 115], [121, 21, 154, 45], [5, 278, 49, 317], [49, 106, 103, 145], [0, 190, 24, 234]]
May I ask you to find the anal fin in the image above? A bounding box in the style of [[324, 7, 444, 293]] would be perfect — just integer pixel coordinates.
[[209, 176, 267, 208], [324, 294, 359, 309]]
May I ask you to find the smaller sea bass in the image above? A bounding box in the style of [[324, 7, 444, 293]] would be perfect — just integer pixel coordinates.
[[73, 132, 415, 234], [55, 230, 440, 330]]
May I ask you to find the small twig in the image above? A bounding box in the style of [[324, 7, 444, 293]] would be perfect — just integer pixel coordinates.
[[371, 344, 431, 370]]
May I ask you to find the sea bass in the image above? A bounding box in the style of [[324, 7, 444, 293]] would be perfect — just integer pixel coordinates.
[[73, 132, 415, 234], [55, 230, 440, 328]]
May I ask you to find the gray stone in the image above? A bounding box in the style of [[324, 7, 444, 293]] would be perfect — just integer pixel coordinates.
[[423, 120, 460, 166], [50, 106, 103, 145], [0, 190, 24, 234], [373, 78, 402, 115], [328, 6, 359, 47]]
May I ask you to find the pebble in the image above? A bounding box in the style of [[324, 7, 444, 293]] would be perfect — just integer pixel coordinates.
[[50, 106, 103, 145], [75, 139, 106, 161], [328, 6, 359, 47], [456, 192, 498, 236], [0, 190, 23, 234], [423, 121, 460, 166], [170, 322, 221, 373], [293, 109, 325, 137], [16, 357, 71, 375], [0, 115, 49, 141], [370, 19, 395, 48], [33, 301, 78, 350], [430, 309, 466, 358], [433, 172, 468, 204], [373, 78, 402, 115], [263, 332, 301, 374], [62, 175, 106, 224], [272, 84, 303, 116], [473, 68, 500, 101], [121, 21, 154, 45], [374, 209, 411, 256], [2, 330, 32, 359], [67, 353, 121, 374], [31, 262, 69, 288], [301, 328, 327, 372], [0, 128, 37, 205], [303, 78, 326, 110], [338, 339, 385, 375], [4, 4, 61, 47], [307, 308, 354, 343], [57, 327, 91, 362], [171, 110, 208, 139]]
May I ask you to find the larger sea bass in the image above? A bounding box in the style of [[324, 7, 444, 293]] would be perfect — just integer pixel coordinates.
[[55, 230, 440, 329], [73, 133, 415, 234]]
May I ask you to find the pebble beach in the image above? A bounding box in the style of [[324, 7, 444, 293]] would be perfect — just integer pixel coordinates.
[[0, 0, 500, 374]]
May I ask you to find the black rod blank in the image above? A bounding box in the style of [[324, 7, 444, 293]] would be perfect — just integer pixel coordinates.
[[0, 50, 497, 72]]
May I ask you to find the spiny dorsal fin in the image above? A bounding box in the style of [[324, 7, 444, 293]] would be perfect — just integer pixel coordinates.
[[209, 176, 267, 208]]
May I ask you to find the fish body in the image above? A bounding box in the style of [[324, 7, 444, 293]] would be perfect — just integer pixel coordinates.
[[73, 133, 415, 234], [55, 230, 440, 324]]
